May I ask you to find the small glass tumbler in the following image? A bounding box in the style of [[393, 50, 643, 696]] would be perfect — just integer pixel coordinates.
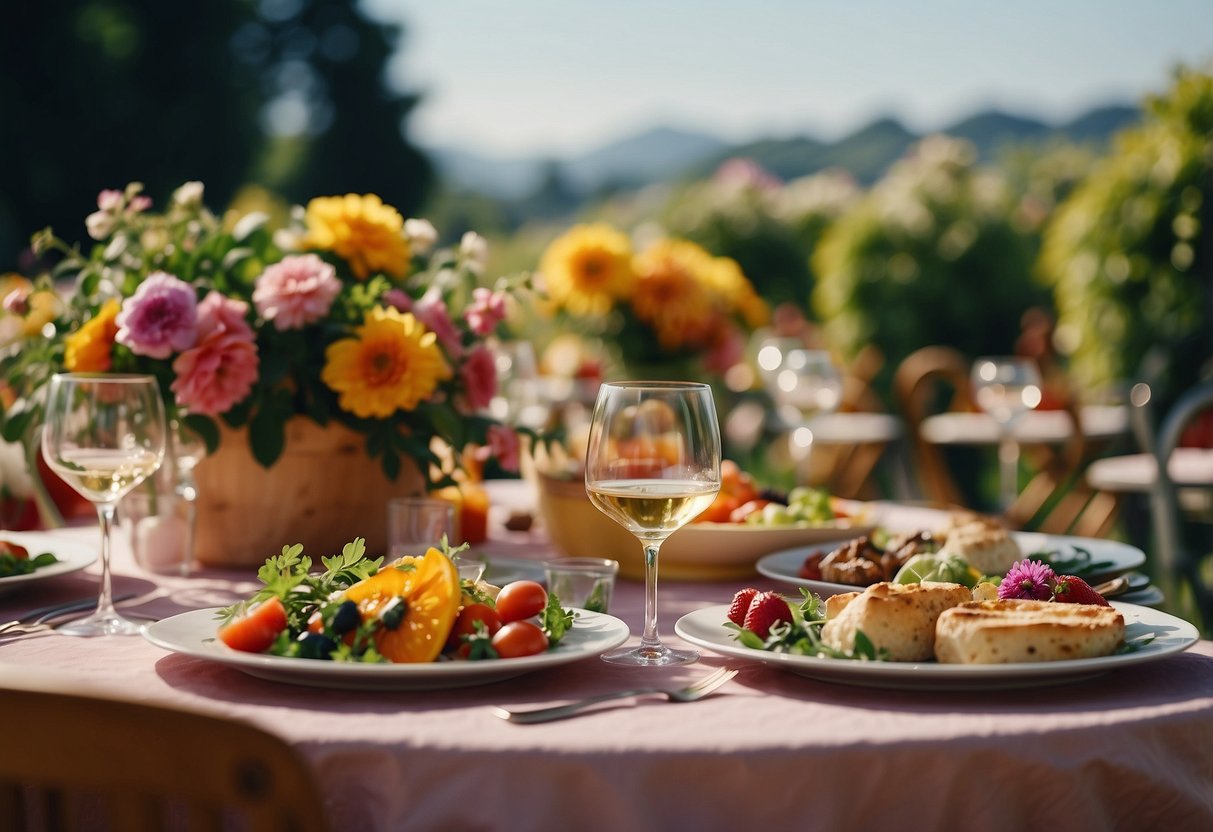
[[120, 486, 195, 576], [388, 497, 456, 558], [543, 557, 619, 614]]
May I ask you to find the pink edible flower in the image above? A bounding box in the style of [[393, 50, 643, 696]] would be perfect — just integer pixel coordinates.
[[381, 288, 412, 312], [464, 287, 507, 336], [116, 271, 198, 359], [998, 559, 1057, 602], [459, 344, 498, 411], [253, 254, 341, 331], [170, 292, 259, 415]]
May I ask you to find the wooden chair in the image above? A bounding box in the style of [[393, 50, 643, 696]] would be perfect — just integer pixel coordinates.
[[1143, 377, 1213, 624], [0, 669, 329, 832], [892, 345, 975, 508]]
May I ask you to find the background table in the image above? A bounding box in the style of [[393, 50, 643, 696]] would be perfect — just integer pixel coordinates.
[[2, 483, 1212, 831]]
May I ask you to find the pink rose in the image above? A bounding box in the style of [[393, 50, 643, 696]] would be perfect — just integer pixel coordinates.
[[253, 254, 341, 330], [464, 287, 507, 336], [485, 424, 520, 472], [170, 291, 259, 415], [413, 286, 463, 358], [459, 345, 497, 411], [116, 271, 198, 359]]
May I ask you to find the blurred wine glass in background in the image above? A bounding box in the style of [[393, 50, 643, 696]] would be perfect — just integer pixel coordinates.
[[971, 356, 1043, 510]]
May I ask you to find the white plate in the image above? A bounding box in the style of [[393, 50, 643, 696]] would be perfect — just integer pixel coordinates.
[[755, 532, 1147, 597], [144, 607, 630, 690], [0, 531, 97, 597], [674, 602, 1199, 691]]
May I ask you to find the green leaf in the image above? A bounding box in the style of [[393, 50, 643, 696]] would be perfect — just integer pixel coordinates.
[[540, 592, 575, 646], [249, 406, 286, 467], [0, 400, 34, 443], [182, 414, 220, 454]]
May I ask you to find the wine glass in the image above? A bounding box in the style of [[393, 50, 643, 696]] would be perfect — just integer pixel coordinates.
[[970, 356, 1043, 510], [772, 348, 843, 469], [41, 373, 166, 636], [585, 381, 721, 666]]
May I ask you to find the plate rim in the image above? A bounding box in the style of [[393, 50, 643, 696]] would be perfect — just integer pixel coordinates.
[[755, 531, 1147, 596], [0, 530, 97, 592], [143, 606, 630, 688], [674, 601, 1199, 687]]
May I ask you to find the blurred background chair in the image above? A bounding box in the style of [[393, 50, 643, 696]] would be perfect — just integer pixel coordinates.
[[0, 669, 329, 832], [1141, 377, 1213, 626]]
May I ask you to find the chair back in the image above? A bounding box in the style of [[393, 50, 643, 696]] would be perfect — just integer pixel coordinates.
[[893, 345, 974, 506], [0, 670, 329, 832]]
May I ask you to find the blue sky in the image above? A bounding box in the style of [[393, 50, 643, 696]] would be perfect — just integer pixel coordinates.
[[363, 0, 1213, 157]]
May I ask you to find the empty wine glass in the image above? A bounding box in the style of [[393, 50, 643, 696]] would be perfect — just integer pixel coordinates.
[[585, 381, 721, 666], [772, 348, 843, 469], [971, 356, 1043, 510], [42, 373, 166, 636]]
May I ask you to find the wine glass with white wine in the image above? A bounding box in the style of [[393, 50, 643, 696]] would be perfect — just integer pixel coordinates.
[[42, 373, 166, 636], [585, 381, 721, 666], [970, 356, 1043, 511]]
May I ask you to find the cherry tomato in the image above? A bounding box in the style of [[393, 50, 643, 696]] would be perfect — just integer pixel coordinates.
[[729, 499, 771, 524], [491, 620, 549, 658], [494, 580, 547, 623], [446, 603, 503, 651], [217, 597, 288, 654]]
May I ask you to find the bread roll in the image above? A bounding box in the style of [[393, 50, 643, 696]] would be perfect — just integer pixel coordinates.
[[934, 599, 1125, 664], [821, 581, 971, 662]]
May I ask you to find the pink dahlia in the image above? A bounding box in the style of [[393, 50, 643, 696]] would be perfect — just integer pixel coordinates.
[[116, 271, 198, 359], [459, 345, 498, 411], [253, 254, 340, 331], [170, 292, 259, 415], [464, 287, 507, 336], [998, 559, 1057, 601]]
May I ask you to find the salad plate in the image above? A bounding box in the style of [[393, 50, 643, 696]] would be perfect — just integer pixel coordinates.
[[755, 532, 1147, 597], [0, 531, 97, 598], [144, 607, 630, 690], [674, 602, 1199, 691]]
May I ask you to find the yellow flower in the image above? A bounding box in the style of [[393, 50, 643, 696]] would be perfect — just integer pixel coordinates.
[[322, 306, 451, 418], [302, 194, 410, 280], [630, 239, 720, 349], [708, 256, 770, 329], [64, 299, 121, 372], [539, 223, 635, 316]]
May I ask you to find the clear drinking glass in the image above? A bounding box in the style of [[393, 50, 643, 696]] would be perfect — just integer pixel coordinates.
[[971, 356, 1043, 510], [773, 348, 843, 467], [585, 381, 721, 666], [41, 373, 166, 636]]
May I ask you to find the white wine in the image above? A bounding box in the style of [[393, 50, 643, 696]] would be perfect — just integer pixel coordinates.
[[586, 479, 718, 537], [54, 448, 161, 503]]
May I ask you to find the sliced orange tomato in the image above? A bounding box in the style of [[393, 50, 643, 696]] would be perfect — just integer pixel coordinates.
[[218, 597, 288, 654], [342, 547, 460, 663]]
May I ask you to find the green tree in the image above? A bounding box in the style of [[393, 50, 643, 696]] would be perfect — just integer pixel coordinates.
[[0, 0, 431, 270], [1037, 65, 1213, 409]]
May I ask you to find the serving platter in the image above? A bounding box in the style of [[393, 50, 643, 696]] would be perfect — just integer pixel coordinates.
[[755, 532, 1147, 597], [144, 607, 630, 690], [674, 602, 1199, 691]]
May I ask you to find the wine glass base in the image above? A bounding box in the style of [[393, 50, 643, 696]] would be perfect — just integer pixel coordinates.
[[601, 643, 698, 667], [57, 611, 148, 638]]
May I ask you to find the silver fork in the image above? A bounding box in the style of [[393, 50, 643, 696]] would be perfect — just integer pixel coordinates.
[[493, 666, 738, 724]]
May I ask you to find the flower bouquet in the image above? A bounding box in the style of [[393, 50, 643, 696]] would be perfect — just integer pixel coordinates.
[[537, 223, 770, 380], [0, 182, 528, 562]]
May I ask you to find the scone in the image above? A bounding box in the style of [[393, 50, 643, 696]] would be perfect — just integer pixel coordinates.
[[821, 581, 972, 661], [934, 599, 1125, 664], [937, 522, 1021, 576]]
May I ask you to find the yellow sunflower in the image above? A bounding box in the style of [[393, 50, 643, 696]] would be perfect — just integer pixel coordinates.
[[707, 256, 770, 329], [321, 306, 451, 418], [539, 223, 635, 316], [302, 194, 410, 280], [64, 299, 121, 372], [630, 239, 720, 350]]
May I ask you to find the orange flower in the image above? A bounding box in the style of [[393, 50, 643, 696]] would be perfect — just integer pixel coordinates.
[[630, 239, 720, 350], [64, 299, 121, 372]]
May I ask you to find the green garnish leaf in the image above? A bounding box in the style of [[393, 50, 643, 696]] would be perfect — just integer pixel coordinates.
[[540, 592, 574, 646]]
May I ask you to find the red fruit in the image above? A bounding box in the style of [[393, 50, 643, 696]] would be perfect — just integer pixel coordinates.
[[727, 588, 761, 626], [742, 591, 793, 639], [1052, 575, 1111, 607]]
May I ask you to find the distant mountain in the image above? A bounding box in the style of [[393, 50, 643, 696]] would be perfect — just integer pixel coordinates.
[[426, 103, 1142, 200]]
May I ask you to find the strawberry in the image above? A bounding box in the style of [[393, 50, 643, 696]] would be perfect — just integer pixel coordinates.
[[1052, 575, 1111, 606], [727, 587, 761, 626], [742, 591, 793, 639]]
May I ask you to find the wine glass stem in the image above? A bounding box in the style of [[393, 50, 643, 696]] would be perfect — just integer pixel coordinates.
[[94, 502, 119, 618], [998, 434, 1020, 510], [640, 541, 663, 653]]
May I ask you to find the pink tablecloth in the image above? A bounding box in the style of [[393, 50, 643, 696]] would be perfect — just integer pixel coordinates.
[[2, 486, 1212, 831]]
